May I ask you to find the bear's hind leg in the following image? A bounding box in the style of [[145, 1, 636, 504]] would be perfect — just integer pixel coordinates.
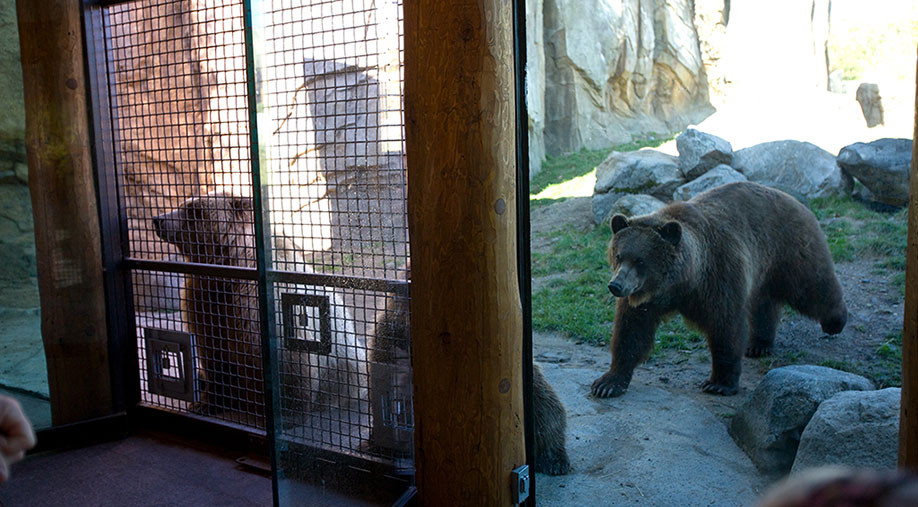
[[746, 296, 779, 358]]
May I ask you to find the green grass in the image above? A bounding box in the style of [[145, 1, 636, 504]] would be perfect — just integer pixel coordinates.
[[813, 331, 902, 389], [809, 196, 907, 294]]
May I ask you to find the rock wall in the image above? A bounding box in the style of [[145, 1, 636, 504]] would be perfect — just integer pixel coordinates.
[[0, 0, 36, 310], [538, 0, 715, 157]]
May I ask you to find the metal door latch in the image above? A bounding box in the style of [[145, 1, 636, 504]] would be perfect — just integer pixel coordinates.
[[511, 464, 530, 504]]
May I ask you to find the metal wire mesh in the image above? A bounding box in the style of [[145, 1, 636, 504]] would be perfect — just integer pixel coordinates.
[[89, 0, 413, 472]]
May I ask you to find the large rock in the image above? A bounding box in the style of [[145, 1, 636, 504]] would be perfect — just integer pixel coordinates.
[[672, 164, 746, 201], [594, 149, 683, 200], [791, 388, 900, 473], [542, 0, 713, 155], [676, 129, 733, 180], [729, 365, 875, 477], [526, 0, 546, 176], [855, 83, 884, 128], [733, 141, 848, 198], [837, 138, 912, 208], [592, 150, 682, 224], [594, 194, 666, 225]]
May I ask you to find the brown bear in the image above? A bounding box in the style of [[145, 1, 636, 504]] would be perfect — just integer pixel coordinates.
[[532, 362, 571, 475], [152, 192, 367, 423], [366, 267, 571, 475], [591, 182, 847, 398]]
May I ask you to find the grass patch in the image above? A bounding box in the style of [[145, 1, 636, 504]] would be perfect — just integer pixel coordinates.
[[531, 270, 614, 345], [814, 332, 902, 388], [809, 196, 907, 272], [653, 316, 705, 356]]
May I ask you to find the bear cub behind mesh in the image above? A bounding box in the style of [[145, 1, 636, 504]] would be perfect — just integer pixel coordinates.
[[153, 192, 367, 420]]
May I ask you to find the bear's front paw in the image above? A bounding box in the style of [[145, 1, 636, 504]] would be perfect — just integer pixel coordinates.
[[591, 372, 630, 398], [701, 380, 738, 396]]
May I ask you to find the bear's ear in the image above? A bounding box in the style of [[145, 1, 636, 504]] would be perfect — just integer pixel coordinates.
[[610, 214, 629, 234], [229, 195, 253, 216], [658, 221, 682, 246]]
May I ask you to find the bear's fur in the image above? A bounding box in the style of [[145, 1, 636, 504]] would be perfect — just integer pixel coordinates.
[[532, 362, 571, 475], [366, 266, 570, 474], [591, 182, 847, 398], [152, 192, 367, 421]]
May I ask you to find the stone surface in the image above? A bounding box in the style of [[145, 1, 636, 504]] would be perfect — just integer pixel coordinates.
[[672, 164, 747, 201], [729, 365, 875, 477], [855, 83, 884, 128], [537, 358, 763, 506], [791, 388, 900, 473], [594, 149, 684, 201], [0, 0, 24, 143], [526, 0, 545, 177], [604, 194, 666, 223], [676, 129, 734, 180], [542, 0, 713, 155], [732, 141, 848, 198], [837, 138, 912, 208]]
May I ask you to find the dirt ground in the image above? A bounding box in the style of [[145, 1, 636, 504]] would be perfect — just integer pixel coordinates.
[[530, 195, 905, 504]]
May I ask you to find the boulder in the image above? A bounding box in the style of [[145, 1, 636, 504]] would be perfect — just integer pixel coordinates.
[[672, 164, 746, 201], [600, 194, 666, 223], [542, 0, 712, 155], [732, 141, 848, 199], [791, 388, 900, 473], [729, 365, 875, 477], [676, 129, 733, 180], [591, 192, 624, 226], [855, 83, 884, 128], [593, 149, 683, 201], [837, 138, 912, 208]]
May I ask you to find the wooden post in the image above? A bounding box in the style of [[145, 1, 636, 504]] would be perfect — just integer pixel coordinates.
[[900, 45, 918, 469], [17, 0, 113, 425], [404, 1, 525, 505]]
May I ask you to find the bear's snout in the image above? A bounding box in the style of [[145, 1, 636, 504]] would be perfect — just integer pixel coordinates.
[[608, 280, 624, 297], [152, 212, 181, 244]]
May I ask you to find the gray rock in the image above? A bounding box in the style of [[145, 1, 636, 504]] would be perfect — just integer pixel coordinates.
[[733, 141, 848, 198], [672, 164, 746, 201], [593, 149, 684, 202], [855, 83, 884, 128], [13, 162, 27, 185], [526, 0, 546, 177], [542, 0, 712, 155], [590, 191, 624, 226], [676, 129, 733, 180], [609, 194, 666, 219], [594, 193, 666, 225], [837, 138, 912, 208], [729, 365, 875, 477], [791, 388, 900, 473]]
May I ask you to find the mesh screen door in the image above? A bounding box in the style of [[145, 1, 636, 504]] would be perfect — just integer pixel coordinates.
[[84, 0, 414, 503]]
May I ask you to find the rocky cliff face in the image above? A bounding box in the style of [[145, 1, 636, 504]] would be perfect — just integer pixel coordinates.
[[536, 0, 715, 158]]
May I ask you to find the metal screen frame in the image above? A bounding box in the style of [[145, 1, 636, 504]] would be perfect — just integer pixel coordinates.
[[83, 0, 418, 503]]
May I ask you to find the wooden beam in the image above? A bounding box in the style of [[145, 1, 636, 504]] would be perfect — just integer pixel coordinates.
[[404, 1, 525, 505], [17, 0, 112, 425], [900, 44, 918, 469]]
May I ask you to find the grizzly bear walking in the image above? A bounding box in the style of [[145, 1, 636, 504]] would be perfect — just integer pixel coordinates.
[[592, 182, 847, 398]]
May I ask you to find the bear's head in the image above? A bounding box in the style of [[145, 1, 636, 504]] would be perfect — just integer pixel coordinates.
[[152, 192, 255, 266], [607, 213, 682, 307]]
